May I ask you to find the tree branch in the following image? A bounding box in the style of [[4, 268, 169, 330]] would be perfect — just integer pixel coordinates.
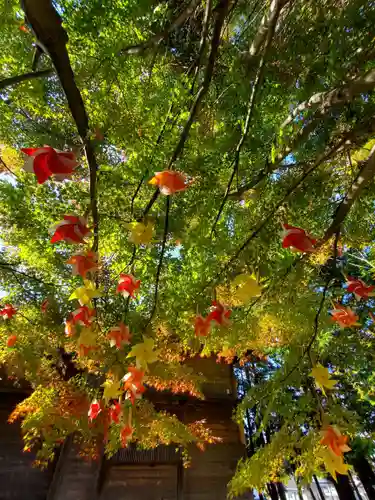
[[167, 0, 230, 169], [22, 0, 99, 253], [281, 68, 375, 130], [248, 0, 290, 58], [321, 143, 375, 243], [210, 0, 287, 234], [229, 115, 375, 199], [204, 135, 349, 292], [0, 261, 54, 288], [118, 0, 200, 56], [141, 0, 230, 216], [131, 103, 174, 216], [0, 68, 53, 91], [189, 0, 213, 92], [144, 196, 170, 330], [0, 157, 21, 180]]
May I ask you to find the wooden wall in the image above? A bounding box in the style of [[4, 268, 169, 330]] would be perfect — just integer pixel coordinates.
[[0, 358, 250, 499], [0, 393, 54, 500]]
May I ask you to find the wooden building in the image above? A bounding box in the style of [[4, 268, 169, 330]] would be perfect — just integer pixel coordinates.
[[0, 357, 249, 500]]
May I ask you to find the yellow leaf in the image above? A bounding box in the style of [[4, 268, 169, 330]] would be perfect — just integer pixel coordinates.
[[232, 274, 262, 304], [126, 221, 154, 245], [127, 336, 160, 371], [102, 379, 122, 403], [310, 364, 337, 395], [69, 280, 102, 307], [78, 327, 97, 347], [319, 448, 350, 481]]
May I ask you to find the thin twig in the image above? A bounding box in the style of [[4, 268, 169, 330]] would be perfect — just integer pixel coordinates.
[[0, 157, 21, 180], [144, 196, 170, 330], [210, 0, 281, 235], [118, 0, 200, 56], [0, 261, 54, 287], [141, 0, 229, 217], [189, 0, 213, 93], [0, 68, 54, 91], [131, 103, 174, 215]]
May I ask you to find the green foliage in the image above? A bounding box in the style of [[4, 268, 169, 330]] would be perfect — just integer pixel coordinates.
[[1, 0, 375, 495]]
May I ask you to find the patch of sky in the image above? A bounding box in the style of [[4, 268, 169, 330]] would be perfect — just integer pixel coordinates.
[[270, 153, 296, 181], [166, 245, 182, 260], [0, 173, 17, 187]]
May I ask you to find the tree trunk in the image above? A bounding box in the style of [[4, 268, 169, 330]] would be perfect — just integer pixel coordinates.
[[351, 455, 375, 499], [313, 475, 325, 500], [332, 473, 357, 500], [267, 482, 279, 500], [277, 482, 287, 500], [309, 485, 318, 500]]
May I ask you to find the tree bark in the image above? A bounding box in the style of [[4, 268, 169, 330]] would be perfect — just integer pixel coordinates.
[[332, 474, 357, 500], [277, 482, 287, 500], [351, 455, 375, 499], [313, 475, 326, 500], [267, 482, 280, 500]]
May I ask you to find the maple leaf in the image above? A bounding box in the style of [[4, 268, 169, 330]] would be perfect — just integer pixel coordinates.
[[7, 335, 17, 347], [109, 401, 122, 424], [122, 366, 146, 404], [127, 337, 159, 370], [126, 221, 154, 245], [102, 379, 123, 403], [0, 304, 17, 320], [67, 251, 98, 278], [21, 146, 78, 184], [71, 306, 96, 327], [232, 274, 262, 304], [195, 315, 211, 337], [117, 274, 141, 298], [281, 224, 317, 253], [120, 424, 133, 447], [346, 277, 375, 300], [331, 303, 360, 328], [206, 301, 231, 327], [65, 319, 75, 337], [69, 280, 102, 307], [321, 426, 351, 457], [149, 170, 191, 195], [88, 399, 102, 421], [310, 364, 337, 395], [41, 299, 49, 314], [50, 215, 91, 244], [319, 447, 350, 481], [107, 323, 132, 349], [77, 327, 97, 356]]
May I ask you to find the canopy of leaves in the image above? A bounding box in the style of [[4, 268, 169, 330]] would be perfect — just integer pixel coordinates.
[[1, 0, 375, 496]]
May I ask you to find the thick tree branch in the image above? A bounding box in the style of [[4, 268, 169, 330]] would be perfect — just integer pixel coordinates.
[[211, 0, 287, 234], [229, 113, 375, 199], [281, 68, 375, 130], [22, 0, 99, 253], [248, 0, 290, 58], [322, 143, 375, 243], [167, 0, 229, 169], [118, 0, 200, 56], [0, 68, 53, 91]]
